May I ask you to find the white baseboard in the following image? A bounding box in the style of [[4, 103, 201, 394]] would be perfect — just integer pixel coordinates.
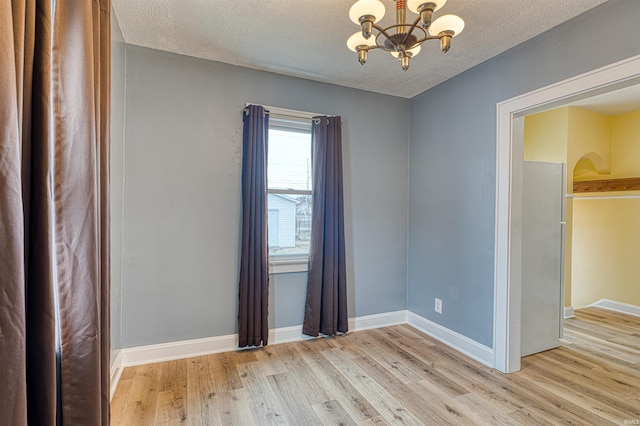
[[589, 299, 640, 318], [269, 325, 314, 344], [118, 310, 410, 370], [564, 306, 575, 319], [110, 350, 123, 401], [349, 310, 408, 331], [268, 310, 408, 344], [407, 312, 494, 368], [121, 333, 237, 367]]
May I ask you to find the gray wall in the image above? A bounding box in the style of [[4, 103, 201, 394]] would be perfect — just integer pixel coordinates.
[[110, 10, 126, 364], [407, 0, 640, 347], [121, 46, 409, 347]]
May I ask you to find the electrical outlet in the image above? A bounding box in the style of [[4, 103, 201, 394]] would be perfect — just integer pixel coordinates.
[[435, 298, 442, 314]]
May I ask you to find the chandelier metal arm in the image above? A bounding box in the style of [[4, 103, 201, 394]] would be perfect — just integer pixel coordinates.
[[372, 23, 427, 51], [370, 22, 396, 47], [412, 34, 443, 44], [400, 15, 423, 47], [372, 17, 439, 52]]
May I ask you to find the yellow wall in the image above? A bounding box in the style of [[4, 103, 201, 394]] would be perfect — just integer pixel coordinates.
[[572, 196, 640, 307], [524, 107, 639, 309], [610, 110, 640, 178], [524, 108, 568, 163]]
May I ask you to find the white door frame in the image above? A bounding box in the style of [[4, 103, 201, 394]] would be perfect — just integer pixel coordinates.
[[493, 54, 640, 373]]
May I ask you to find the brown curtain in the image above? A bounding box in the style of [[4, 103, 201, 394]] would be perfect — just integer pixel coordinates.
[[238, 105, 269, 347], [302, 116, 348, 337], [0, 1, 111, 424]]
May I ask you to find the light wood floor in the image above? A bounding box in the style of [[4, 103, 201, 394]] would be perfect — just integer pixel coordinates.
[[111, 307, 640, 425]]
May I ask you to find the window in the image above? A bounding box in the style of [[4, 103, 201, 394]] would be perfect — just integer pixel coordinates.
[[267, 114, 312, 264]]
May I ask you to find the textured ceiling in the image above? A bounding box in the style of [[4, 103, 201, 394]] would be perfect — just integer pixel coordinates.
[[566, 84, 640, 115], [112, 0, 609, 98]]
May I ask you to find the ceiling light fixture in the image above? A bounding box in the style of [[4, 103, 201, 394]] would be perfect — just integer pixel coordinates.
[[347, 0, 464, 71]]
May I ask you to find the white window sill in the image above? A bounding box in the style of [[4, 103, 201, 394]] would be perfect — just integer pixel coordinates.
[[269, 256, 309, 274]]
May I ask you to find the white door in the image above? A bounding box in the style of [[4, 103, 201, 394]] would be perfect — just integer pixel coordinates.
[[521, 161, 565, 357]]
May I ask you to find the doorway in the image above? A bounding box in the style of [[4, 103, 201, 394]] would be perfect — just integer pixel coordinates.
[[493, 54, 640, 373]]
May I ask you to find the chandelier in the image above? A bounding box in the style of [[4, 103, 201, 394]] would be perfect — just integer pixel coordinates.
[[346, 0, 465, 71]]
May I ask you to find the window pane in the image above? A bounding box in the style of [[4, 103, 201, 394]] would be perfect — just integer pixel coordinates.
[[267, 125, 312, 257], [268, 129, 311, 191], [268, 194, 311, 256]]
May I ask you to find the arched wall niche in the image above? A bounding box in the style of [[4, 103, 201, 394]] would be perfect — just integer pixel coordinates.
[[573, 151, 610, 182]]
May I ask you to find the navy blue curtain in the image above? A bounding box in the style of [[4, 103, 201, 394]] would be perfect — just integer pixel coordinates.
[[238, 105, 270, 347], [303, 116, 348, 337]]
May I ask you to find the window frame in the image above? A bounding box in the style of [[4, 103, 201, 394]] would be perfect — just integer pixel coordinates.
[[260, 105, 319, 274]]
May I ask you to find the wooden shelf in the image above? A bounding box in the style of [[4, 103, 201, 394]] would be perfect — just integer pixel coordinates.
[[573, 177, 640, 193]]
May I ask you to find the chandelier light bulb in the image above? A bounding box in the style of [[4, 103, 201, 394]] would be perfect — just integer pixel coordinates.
[[390, 44, 422, 59], [349, 0, 386, 25], [429, 14, 465, 37], [346, 31, 376, 52]]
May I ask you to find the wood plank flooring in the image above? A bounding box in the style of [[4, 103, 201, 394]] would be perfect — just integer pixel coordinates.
[[111, 307, 640, 425]]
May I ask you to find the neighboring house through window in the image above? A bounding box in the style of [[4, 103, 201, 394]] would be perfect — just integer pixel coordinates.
[[267, 110, 313, 272]]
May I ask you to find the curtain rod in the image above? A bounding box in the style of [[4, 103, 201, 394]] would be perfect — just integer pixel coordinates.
[[244, 103, 336, 119]]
